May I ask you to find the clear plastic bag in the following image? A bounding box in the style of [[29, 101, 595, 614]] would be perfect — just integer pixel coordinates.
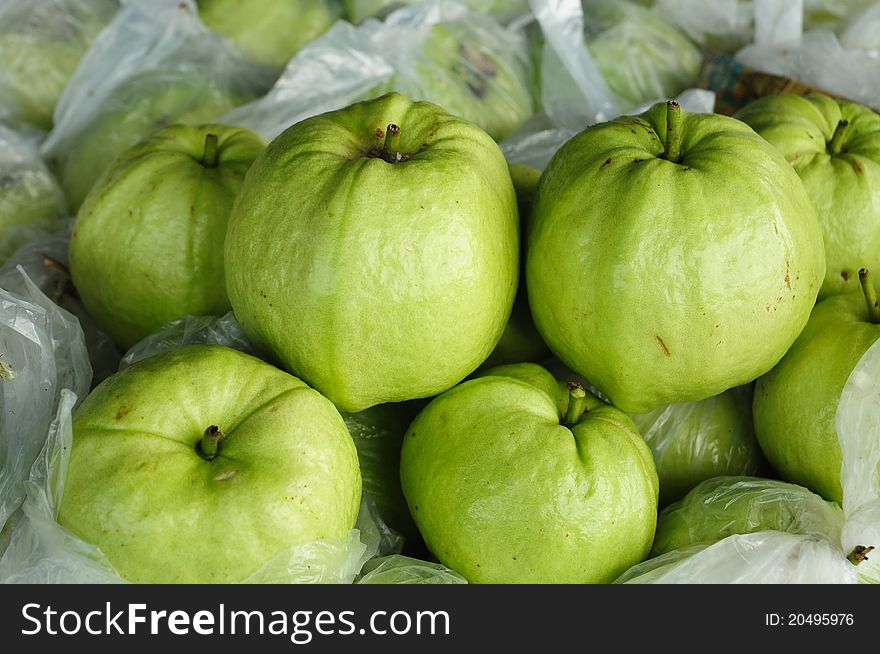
[[356, 554, 467, 584], [0, 126, 67, 265], [0, 0, 120, 132], [344, 0, 530, 24], [617, 337, 880, 584], [839, 3, 880, 56], [41, 0, 276, 210], [0, 269, 91, 535], [223, 0, 536, 141]]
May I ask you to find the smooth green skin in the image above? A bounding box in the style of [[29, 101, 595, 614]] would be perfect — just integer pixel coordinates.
[[736, 94, 880, 299], [411, 21, 535, 141], [400, 362, 659, 584], [481, 163, 549, 369], [528, 102, 826, 414], [584, 0, 701, 110], [226, 92, 519, 413], [57, 345, 362, 584], [629, 386, 763, 507], [753, 291, 880, 503], [344, 0, 528, 24], [342, 400, 423, 542], [48, 72, 256, 211], [0, 0, 118, 130], [197, 0, 338, 68], [650, 476, 845, 557], [69, 124, 266, 349]]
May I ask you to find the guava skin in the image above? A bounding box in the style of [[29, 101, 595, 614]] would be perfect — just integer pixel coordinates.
[[400, 362, 659, 584], [753, 291, 880, 503], [629, 386, 764, 507], [69, 124, 266, 350], [197, 0, 338, 68], [527, 101, 826, 414], [650, 476, 845, 557], [57, 345, 362, 584], [736, 94, 880, 299], [225, 93, 519, 413]]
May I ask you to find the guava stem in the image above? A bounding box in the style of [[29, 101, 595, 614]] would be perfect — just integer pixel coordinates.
[[829, 120, 850, 155], [383, 124, 401, 163], [198, 425, 224, 461], [663, 100, 683, 163], [846, 544, 874, 565], [202, 133, 220, 168], [859, 268, 880, 323]]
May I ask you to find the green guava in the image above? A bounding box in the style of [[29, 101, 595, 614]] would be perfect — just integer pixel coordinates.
[[225, 92, 519, 412], [57, 344, 362, 584], [527, 100, 825, 413], [400, 362, 659, 583], [69, 123, 265, 349], [737, 94, 880, 299]]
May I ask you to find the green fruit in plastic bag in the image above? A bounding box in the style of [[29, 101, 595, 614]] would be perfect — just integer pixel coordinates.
[[527, 100, 825, 414], [344, 0, 528, 24], [57, 345, 362, 584], [197, 0, 338, 68], [410, 20, 535, 141], [737, 94, 880, 300], [400, 362, 659, 583], [48, 71, 259, 210], [583, 0, 701, 110], [0, 0, 119, 131], [753, 275, 880, 503], [69, 123, 265, 349], [225, 93, 519, 412], [629, 386, 764, 507], [650, 476, 845, 557]]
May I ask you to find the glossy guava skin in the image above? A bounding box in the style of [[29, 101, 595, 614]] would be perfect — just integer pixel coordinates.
[[226, 92, 519, 413], [197, 0, 338, 68], [629, 386, 763, 507], [400, 362, 659, 584], [527, 102, 826, 414], [57, 345, 362, 584], [69, 124, 265, 350], [753, 291, 880, 503], [650, 476, 844, 557], [737, 95, 880, 299]]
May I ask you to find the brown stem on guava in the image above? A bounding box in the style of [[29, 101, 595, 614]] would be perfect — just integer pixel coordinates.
[[828, 120, 850, 155], [198, 425, 224, 460], [662, 100, 683, 164], [202, 133, 220, 169], [383, 124, 402, 163], [858, 268, 880, 323], [846, 544, 874, 565]]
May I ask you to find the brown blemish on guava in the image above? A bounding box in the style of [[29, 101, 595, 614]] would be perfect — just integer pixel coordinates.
[[853, 159, 864, 174], [785, 261, 791, 289], [115, 406, 130, 420], [600, 157, 612, 170], [841, 270, 850, 281], [375, 127, 385, 139], [268, 404, 279, 412], [655, 336, 670, 356]]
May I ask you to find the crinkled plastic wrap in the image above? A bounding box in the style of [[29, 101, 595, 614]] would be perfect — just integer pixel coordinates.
[[223, 0, 536, 141], [41, 0, 276, 210], [0, 126, 67, 264], [0, 270, 90, 536], [0, 224, 121, 386], [344, 0, 529, 24], [629, 387, 764, 506], [0, 0, 119, 132], [617, 337, 880, 584], [357, 555, 467, 584], [840, 3, 880, 55]]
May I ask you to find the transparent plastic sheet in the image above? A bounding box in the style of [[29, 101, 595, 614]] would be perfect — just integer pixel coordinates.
[[344, 0, 530, 24], [40, 0, 277, 210], [222, 0, 536, 141], [649, 0, 754, 52], [356, 555, 467, 584], [840, 3, 880, 56], [0, 269, 91, 535], [629, 388, 764, 506], [0, 125, 67, 265], [803, 0, 877, 31], [0, 224, 122, 386], [0, 0, 120, 132], [617, 338, 880, 584]]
